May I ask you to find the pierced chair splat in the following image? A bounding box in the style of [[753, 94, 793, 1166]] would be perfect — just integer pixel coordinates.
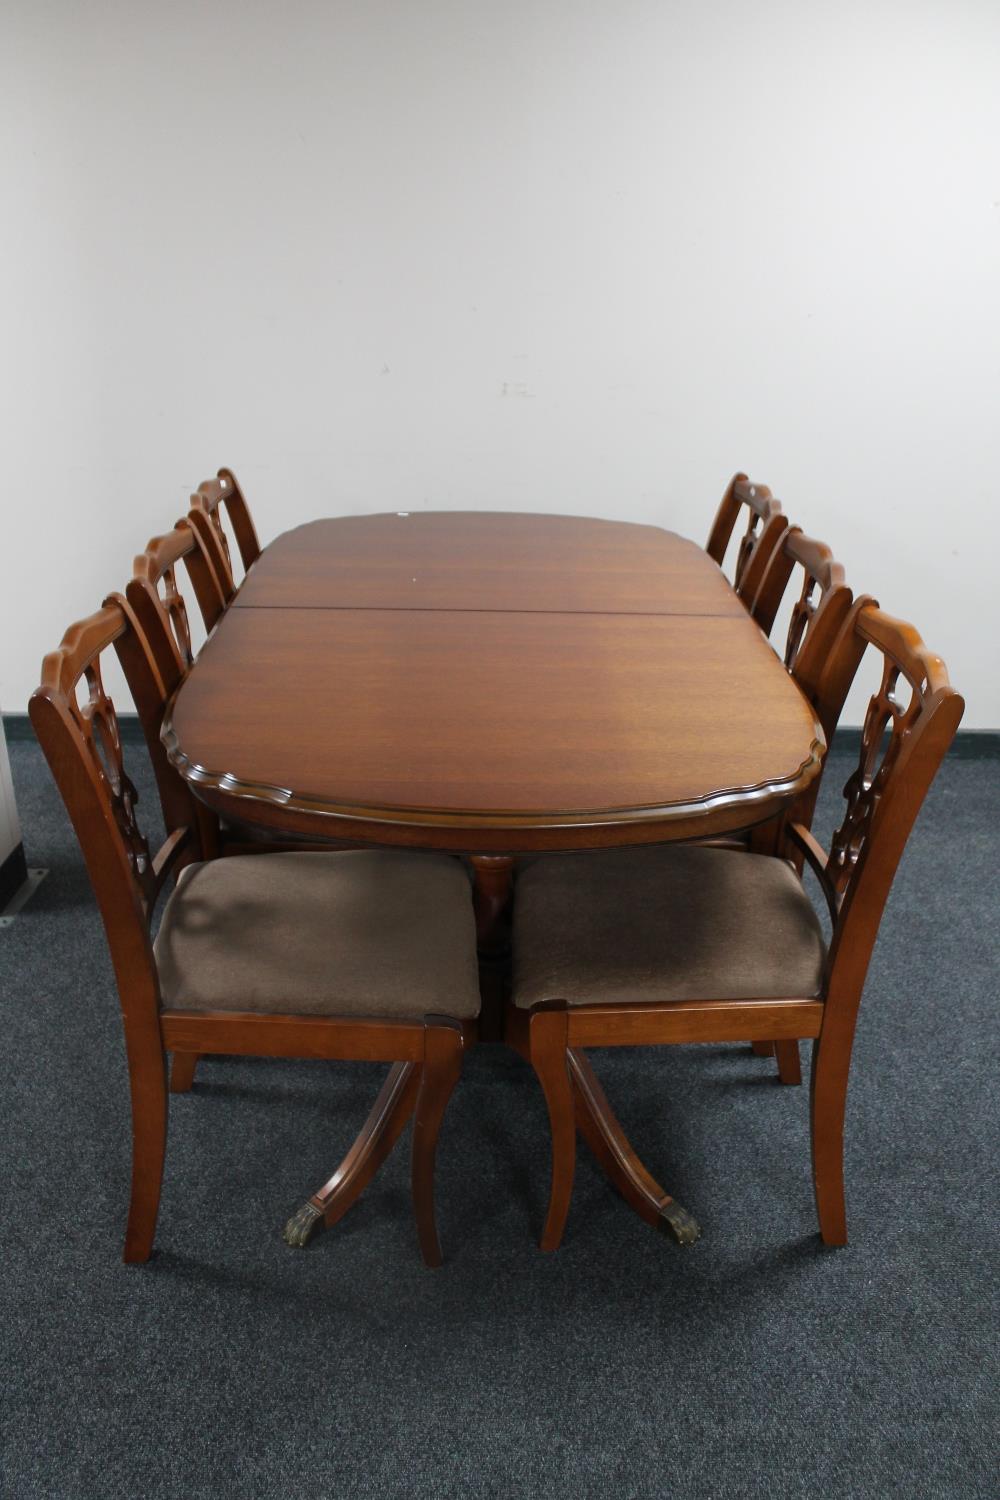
[[123, 523, 232, 860], [748, 526, 854, 712], [188, 467, 261, 602], [705, 472, 789, 605]]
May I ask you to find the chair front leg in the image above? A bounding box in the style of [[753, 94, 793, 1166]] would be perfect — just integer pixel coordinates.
[[411, 1018, 467, 1268], [527, 1007, 575, 1252], [123, 1031, 169, 1264]]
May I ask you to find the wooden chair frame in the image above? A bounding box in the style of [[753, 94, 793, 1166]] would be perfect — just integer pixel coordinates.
[[748, 526, 854, 710], [123, 522, 231, 851], [30, 603, 475, 1267], [131, 518, 229, 656], [189, 467, 261, 600], [705, 473, 789, 603], [511, 600, 964, 1251], [706, 530, 858, 1083]]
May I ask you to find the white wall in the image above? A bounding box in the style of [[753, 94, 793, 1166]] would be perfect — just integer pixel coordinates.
[[0, 716, 23, 869], [2, 0, 998, 725]]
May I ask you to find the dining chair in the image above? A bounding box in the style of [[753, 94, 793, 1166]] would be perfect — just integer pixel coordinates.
[[735, 528, 859, 1084], [705, 472, 789, 604], [188, 467, 261, 601], [29, 601, 480, 1267], [508, 599, 963, 1251]]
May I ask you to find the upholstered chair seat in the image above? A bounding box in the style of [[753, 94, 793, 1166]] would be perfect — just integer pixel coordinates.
[[155, 850, 480, 1019], [513, 845, 826, 1010]]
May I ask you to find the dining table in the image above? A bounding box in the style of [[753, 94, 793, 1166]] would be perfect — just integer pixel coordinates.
[[162, 511, 825, 1246]]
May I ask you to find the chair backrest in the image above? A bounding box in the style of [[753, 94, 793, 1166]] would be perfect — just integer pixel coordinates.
[[29, 603, 194, 1026], [783, 601, 963, 1017], [705, 473, 788, 602], [130, 520, 228, 685], [748, 527, 854, 717], [189, 467, 261, 598], [125, 524, 229, 848]]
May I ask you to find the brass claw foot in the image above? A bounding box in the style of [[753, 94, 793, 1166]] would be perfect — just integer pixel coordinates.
[[659, 1201, 702, 1246], [283, 1201, 324, 1248]]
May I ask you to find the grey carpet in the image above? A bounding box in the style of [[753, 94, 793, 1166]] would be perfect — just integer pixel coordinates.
[[1, 739, 997, 1499]]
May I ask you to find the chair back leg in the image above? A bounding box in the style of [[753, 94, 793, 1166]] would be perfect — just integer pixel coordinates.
[[169, 1052, 198, 1094], [809, 1029, 852, 1245], [774, 1040, 802, 1086]]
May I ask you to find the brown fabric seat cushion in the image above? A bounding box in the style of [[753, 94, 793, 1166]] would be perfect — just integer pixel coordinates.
[[154, 850, 479, 1019], [512, 845, 826, 1009]]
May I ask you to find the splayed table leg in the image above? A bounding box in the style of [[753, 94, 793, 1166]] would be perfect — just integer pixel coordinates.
[[567, 1048, 701, 1246], [284, 1061, 421, 1247]]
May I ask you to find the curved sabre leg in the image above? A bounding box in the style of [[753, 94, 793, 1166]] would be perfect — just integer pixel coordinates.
[[284, 1062, 421, 1248], [524, 1009, 576, 1252], [567, 1049, 701, 1246]]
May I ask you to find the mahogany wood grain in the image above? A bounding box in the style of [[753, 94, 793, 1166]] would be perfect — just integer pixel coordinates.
[[412, 1020, 466, 1267], [748, 528, 854, 706], [181, 511, 235, 625], [773, 1040, 803, 1086], [471, 855, 514, 951], [159, 1012, 428, 1061], [232, 513, 747, 616], [283, 1062, 422, 1248], [705, 474, 786, 597], [567, 1049, 699, 1244], [190, 467, 261, 593], [527, 1008, 575, 1252], [749, 1039, 802, 1085], [121, 522, 232, 869], [565, 998, 825, 1047], [169, 1052, 198, 1093], [163, 604, 825, 851], [735, 512, 789, 606], [125, 529, 335, 867]]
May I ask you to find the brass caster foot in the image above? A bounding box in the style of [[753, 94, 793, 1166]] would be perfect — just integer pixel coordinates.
[[283, 1201, 324, 1248], [659, 1201, 702, 1246]]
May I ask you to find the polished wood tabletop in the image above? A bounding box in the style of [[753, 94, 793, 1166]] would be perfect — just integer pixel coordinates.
[[163, 512, 824, 852], [232, 513, 748, 617]]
